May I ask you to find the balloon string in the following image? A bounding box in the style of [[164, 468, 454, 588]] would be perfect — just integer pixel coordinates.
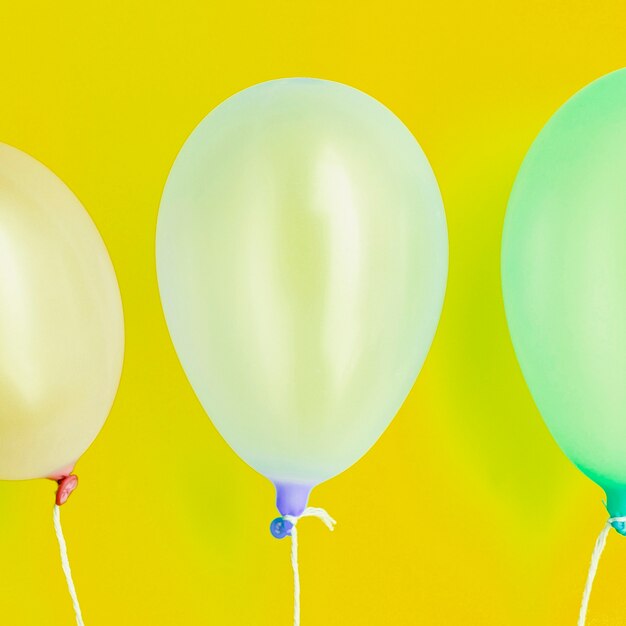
[[578, 515, 626, 626], [283, 507, 336, 626], [53, 505, 85, 626]]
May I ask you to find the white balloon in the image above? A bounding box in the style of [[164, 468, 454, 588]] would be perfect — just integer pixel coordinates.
[[157, 79, 447, 505]]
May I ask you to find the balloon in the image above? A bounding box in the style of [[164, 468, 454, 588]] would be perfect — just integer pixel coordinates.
[[501, 69, 626, 527], [157, 78, 448, 513], [0, 143, 124, 481]]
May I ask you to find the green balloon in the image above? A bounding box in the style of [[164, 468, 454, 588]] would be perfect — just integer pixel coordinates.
[[502, 69, 626, 526]]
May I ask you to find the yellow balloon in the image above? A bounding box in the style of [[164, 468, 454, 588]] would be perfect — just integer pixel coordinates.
[[157, 79, 448, 507], [0, 144, 124, 480]]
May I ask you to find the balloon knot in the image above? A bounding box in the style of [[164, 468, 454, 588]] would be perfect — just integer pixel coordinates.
[[270, 516, 293, 539], [609, 516, 626, 536], [54, 474, 79, 506]]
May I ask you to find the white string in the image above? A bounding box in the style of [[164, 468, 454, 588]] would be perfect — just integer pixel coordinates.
[[578, 515, 626, 626], [53, 505, 85, 626], [283, 507, 336, 626]]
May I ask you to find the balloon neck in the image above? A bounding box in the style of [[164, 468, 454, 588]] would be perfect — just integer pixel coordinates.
[[274, 481, 314, 516], [605, 487, 626, 536], [269, 481, 315, 539], [47, 463, 78, 506]]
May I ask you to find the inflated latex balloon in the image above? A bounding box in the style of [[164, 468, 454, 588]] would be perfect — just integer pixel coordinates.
[[0, 142, 124, 623], [158, 78, 447, 623], [501, 69, 626, 624], [0, 143, 124, 482], [157, 77, 447, 506]]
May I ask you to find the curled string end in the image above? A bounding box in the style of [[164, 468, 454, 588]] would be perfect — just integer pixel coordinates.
[[300, 506, 336, 531]]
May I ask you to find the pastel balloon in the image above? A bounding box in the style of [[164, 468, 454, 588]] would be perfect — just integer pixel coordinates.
[[157, 79, 448, 512], [501, 69, 626, 526], [0, 144, 124, 480]]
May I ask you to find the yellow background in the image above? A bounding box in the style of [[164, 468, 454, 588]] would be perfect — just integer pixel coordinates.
[[0, 1, 624, 624]]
